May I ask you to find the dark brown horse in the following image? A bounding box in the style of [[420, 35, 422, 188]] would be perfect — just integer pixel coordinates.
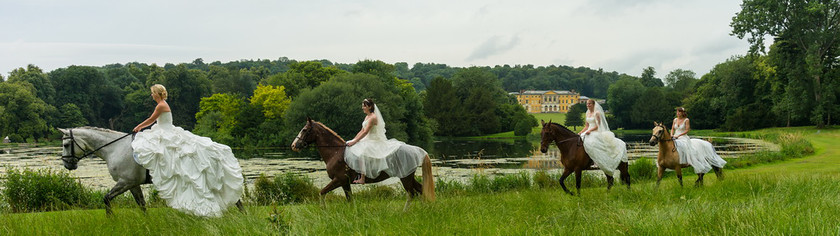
[[290, 118, 435, 210], [539, 120, 630, 195]]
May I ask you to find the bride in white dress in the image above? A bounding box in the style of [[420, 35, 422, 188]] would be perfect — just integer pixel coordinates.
[[578, 100, 628, 176], [345, 98, 426, 184], [671, 107, 726, 173], [131, 84, 244, 217]]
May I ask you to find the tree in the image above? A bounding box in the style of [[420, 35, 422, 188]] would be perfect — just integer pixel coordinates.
[[57, 103, 88, 128], [284, 73, 429, 144], [263, 61, 346, 98], [639, 66, 664, 87], [50, 66, 121, 128], [7, 65, 55, 104], [208, 65, 255, 97], [564, 103, 586, 130], [664, 69, 698, 94], [423, 77, 463, 136], [731, 0, 840, 127], [0, 82, 53, 142], [193, 93, 245, 145], [160, 65, 212, 130], [249, 85, 291, 120], [607, 78, 646, 129]]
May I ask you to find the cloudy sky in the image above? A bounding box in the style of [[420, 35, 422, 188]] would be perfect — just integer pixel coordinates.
[[1, 0, 751, 79]]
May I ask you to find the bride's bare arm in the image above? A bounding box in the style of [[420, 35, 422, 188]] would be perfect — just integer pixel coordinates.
[[347, 116, 377, 146], [133, 103, 168, 132]]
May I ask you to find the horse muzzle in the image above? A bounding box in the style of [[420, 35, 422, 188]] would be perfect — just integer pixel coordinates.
[[649, 136, 658, 146]]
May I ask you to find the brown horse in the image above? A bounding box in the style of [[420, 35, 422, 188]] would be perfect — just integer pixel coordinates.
[[290, 118, 435, 210], [539, 120, 630, 195], [649, 122, 723, 187]]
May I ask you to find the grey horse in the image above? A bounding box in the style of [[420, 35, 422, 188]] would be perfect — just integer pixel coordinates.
[[59, 127, 246, 215], [59, 127, 149, 215]]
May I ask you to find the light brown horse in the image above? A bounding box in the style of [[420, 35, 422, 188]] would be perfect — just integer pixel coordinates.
[[290, 118, 435, 210], [649, 122, 723, 187], [540, 120, 630, 195]]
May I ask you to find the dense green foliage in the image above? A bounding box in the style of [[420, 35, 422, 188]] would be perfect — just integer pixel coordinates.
[[1, 168, 94, 212], [422, 68, 536, 136], [731, 0, 840, 128], [250, 173, 319, 205], [564, 103, 586, 129]]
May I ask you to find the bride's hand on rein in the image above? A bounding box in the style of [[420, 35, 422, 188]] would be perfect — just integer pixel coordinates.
[[346, 140, 355, 146]]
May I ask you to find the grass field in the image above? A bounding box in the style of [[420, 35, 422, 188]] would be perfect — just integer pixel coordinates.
[[2, 127, 839, 235]]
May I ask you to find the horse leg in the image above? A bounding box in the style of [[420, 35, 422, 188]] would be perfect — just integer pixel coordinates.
[[675, 166, 684, 187], [695, 173, 705, 187], [104, 182, 132, 215], [605, 174, 615, 190], [558, 168, 574, 195], [574, 169, 583, 196], [320, 178, 344, 208], [235, 200, 246, 213], [656, 166, 665, 188], [619, 162, 631, 188], [128, 185, 146, 213], [713, 166, 724, 180], [341, 183, 353, 203], [400, 177, 417, 212]]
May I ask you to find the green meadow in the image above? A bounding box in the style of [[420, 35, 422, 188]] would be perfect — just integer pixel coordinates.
[[2, 127, 839, 235]]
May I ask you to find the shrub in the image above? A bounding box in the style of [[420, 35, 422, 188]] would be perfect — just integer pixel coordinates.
[[435, 178, 467, 196], [490, 171, 531, 192], [1, 167, 95, 212], [468, 174, 493, 193], [777, 133, 814, 157], [514, 120, 532, 136], [251, 173, 318, 205], [353, 185, 399, 200], [533, 170, 559, 189], [628, 157, 657, 182]]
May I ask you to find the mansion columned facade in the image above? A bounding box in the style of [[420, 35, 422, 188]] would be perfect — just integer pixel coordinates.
[[510, 90, 587, 113]]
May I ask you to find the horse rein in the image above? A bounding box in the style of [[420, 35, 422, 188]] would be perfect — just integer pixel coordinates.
[[548, 123, 584, 146], [294, 124, 348, 149], [650, 127, 677, 152], [62, 129, 134, 162]]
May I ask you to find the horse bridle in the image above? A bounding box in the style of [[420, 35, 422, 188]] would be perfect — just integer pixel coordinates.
[[650, 126, 677, 152], [62, 129, 133, 162], [545, 123, 584, 146], [294, 122, 346, 149]]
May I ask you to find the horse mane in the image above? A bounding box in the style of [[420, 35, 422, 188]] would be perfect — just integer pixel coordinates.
[[77, 126, 126, 135], [313, 122, 346, 143], [549, 122, 577, 136]]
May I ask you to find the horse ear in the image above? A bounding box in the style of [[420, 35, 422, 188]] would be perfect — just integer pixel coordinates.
[[548, 119, 552, 125], [57, 128, 68, 134], [540, 120, 545, 126], [306, 116, 312, 123]]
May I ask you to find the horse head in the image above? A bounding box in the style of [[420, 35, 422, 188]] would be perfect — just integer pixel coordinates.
[[649, 122, 668, 146], [539, 120, 578, 153], [58, 128, 93, 170], [291, 117, 317, 152]]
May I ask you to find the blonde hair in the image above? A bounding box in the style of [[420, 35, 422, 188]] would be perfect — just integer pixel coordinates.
[[151, 84, 168, 100]]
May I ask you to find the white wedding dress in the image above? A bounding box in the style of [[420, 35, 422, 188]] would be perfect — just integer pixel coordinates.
[[132, 112, 244, 217], [581, 103, 628, 176], [345, 105, 427, 179], [672, 118, 726, 173]]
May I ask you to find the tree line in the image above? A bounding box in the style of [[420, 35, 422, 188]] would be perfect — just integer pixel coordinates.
[[2, 0, 837, 143]]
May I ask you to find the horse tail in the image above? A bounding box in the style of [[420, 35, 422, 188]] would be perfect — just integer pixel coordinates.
[[422, 155, 436, 202]]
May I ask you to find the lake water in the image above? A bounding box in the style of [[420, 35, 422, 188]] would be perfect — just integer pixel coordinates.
[[0, 134, 777, 190]]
